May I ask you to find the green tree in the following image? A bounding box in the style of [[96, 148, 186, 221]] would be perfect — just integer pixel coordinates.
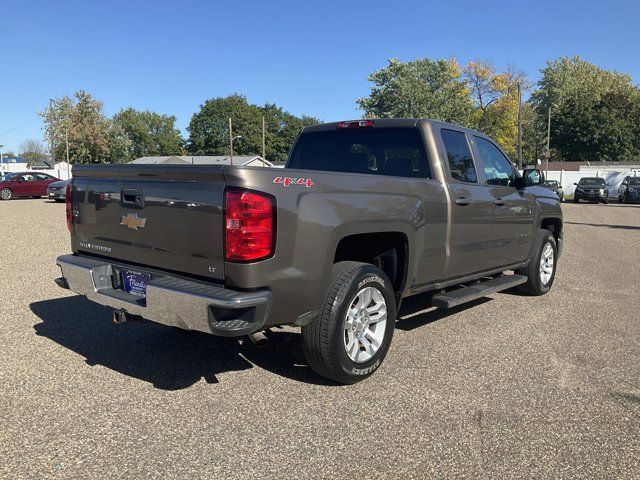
[[112, 108, 183, 161], [357, 57, 474, 124], [531, 56, 640, 161], [187, 95, 319, 162]]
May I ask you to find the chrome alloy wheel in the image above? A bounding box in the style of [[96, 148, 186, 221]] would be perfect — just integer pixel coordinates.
[[343, 286, 388, 363], [540, 242, 555, 286], [0, 188, 11, 200]]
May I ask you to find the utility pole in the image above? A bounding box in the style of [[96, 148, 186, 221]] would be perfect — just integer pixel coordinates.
[[229, 117, 234, 165], [545, 106, 552, 177], [65, 125, 70, 180], [0, 144, 4, 174], [517, 82, 523, 170], [49, 99, 55, 165], [262, 115, 266, 166]]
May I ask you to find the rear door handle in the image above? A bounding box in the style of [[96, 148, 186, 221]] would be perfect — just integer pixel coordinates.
[[494, 198, 506, 206], [455, 197, 471, 206]]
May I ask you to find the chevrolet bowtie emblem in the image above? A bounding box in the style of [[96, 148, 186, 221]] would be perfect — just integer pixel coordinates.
[[120, 213, 147, 231]]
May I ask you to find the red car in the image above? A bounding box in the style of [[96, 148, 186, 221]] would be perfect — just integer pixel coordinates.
[[0, 172, 60, 200]]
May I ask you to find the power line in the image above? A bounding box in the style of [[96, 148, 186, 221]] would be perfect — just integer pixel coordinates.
[[0, 117, 40, 136]]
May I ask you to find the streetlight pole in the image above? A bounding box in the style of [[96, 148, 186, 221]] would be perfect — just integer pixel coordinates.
[[49, 99, 55, 165], [0, 144, 4, 174]]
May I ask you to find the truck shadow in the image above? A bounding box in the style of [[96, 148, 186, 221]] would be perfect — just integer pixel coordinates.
[[30, 295, 332, 390], [30, 293, 477, 389]]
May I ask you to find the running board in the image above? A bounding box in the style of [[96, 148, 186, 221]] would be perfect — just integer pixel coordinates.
[[431, 275, 527, 309]]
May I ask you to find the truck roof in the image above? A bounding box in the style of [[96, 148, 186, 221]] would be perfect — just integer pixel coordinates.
[[302, 118, 490, 138]]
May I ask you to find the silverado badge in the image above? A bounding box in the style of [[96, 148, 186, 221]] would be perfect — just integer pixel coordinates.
[[120, 213, 147, 231]]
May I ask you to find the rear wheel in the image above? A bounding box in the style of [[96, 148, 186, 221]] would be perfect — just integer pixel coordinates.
[[302, 261, 396, 384], [516, 229, 557, 296], [0, 188, 12, 200], [573, 196, 579, 203]]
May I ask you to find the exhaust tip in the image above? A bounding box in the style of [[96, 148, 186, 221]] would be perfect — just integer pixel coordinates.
[[248, 331, 269, 348]]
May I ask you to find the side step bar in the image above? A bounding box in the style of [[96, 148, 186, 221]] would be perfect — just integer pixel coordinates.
[[432, 275, 527, 309]]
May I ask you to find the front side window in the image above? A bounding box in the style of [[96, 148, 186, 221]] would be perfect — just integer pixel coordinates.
[[441, 129, 477, 183], [21, 174, 36, 182], [474, 136, 515, 187]]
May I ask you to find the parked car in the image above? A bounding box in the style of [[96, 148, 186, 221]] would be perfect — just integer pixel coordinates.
[[618, 176, 640, 204], [573, 177, 609, 204], [543, 180, 564, 202], [47, 180, 70, 202], [55, 119, 563, 384], [0, 172, 60, 201]]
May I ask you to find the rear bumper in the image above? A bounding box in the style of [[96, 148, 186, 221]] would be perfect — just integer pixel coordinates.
[[55, 254, 270, 337]]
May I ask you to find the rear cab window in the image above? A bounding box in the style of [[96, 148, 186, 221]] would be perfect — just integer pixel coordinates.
[[287, 128, 431, 179], [440, 129, 477, 183]]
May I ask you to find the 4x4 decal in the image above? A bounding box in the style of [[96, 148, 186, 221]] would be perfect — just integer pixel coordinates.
[[273, 177, 314, 188]]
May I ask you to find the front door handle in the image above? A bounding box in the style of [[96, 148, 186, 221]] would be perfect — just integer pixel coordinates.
[[455, 197, 471, 206], [494, 198, 506, 206]]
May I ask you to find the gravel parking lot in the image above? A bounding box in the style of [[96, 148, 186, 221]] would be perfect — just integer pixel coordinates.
[[1, 199, 639, 479]]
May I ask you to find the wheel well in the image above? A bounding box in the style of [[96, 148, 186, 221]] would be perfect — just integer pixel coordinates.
[[334, 232, 408, 293], [541, 217, 562, 241]]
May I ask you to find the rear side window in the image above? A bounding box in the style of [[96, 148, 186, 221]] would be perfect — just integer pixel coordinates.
[[287, 128, 430, 179], [441, 129, 477, 183]]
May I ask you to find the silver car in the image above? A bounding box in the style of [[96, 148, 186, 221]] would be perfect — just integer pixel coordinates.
[[47, 180, 69, 202]]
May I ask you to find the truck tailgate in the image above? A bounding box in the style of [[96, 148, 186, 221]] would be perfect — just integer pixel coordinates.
[[70, 165, 225, 282]]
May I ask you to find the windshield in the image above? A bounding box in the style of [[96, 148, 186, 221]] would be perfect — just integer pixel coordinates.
[[544, 181, 558, 187], [578, 178, 605, 186], [288, 128, 431, 178], [0, 173, 15, 182], [629, 178, 640, 186]]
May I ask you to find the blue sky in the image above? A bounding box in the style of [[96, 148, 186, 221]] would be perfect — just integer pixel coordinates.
[[1, 0, 638, 153]]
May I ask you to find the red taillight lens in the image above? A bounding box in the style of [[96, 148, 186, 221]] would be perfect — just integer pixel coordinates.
[[337, 120, 374, 129], [225, 188, 275, 262], [65, 182, 74, 233]]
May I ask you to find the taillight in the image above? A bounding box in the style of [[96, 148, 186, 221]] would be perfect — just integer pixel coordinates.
[[225, 188, 275, 262], [65, 182, 74, 233], [337, 120, 374, 129]]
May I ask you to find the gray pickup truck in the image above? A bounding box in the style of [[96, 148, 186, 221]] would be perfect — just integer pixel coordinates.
[[56, 119, 563, 383]]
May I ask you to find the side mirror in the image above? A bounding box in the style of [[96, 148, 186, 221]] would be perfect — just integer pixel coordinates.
[[573, 182, 578, 186], [523, 169, 545, 187]]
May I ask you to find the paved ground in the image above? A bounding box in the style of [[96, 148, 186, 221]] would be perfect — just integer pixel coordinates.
[[1, 199, 639, 479]]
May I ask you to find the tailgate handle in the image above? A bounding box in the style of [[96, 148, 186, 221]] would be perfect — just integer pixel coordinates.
[[121, 188, 145, 209]]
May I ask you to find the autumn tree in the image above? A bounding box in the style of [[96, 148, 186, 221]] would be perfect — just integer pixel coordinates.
[[463, 61, 530, 158], [357, 58, 473, 124], [41, 91, 114, 163]]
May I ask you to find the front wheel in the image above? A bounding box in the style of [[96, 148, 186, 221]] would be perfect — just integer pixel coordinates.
[[573, 197, 579, 203], [302, 261, 396, 384], [516, 230, 558, 296], [0, 188, 12, 200]]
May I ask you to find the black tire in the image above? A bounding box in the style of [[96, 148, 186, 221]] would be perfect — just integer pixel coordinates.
[[573, 196, 579, 203], [0, 188, 12, 201], [602, 199, 609, 205], [516, 230, 558, 296], [302, 261, 396, 384]]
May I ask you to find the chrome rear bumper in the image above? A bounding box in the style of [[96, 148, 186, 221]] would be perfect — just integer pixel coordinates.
[[55, 254, 270, 336]]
